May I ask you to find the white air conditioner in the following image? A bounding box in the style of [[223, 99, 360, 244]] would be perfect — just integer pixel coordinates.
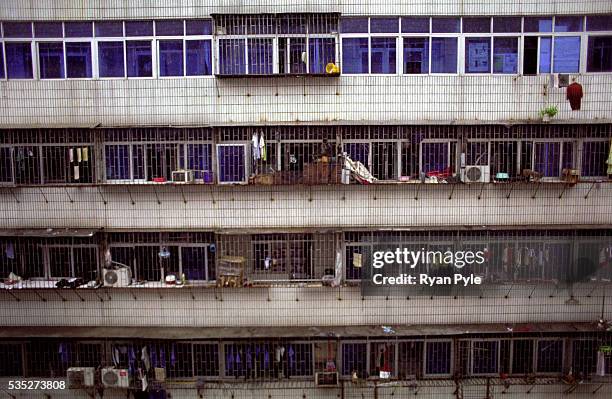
[[315, 371, 338, 387], [461, 165, 490, 183], [171, 169, 195, 183], [103, 267, 132, 287], [101, 368, 130, 389], [67, 367, 95, 388]]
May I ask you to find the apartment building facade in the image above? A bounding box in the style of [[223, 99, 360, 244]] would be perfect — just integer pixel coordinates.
[[0, 1, 611, 398]]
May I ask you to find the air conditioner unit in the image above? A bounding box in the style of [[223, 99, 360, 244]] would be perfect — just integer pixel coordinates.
[[315, 371, 339, 387], [67, 367, 95, 388], [103, 267, 132, 287], [461, 165, 490, 183], [101, 368, 130, 389], [171, 169, 195, 183]]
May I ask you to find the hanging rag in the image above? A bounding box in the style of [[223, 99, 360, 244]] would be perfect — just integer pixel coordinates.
[[160, 346, 166, 367], [596, 350, 606, 377], [74, 165, 80, 180], [68, 148, 74, 163], [607, 140, 612, 175], [59, 342, 70, 364], [252, 133, 261, 160], [82, 147, 89, 162], [77, 148, 82, 162], [288, 345, 295, 369], [259, 133, 267, 162], [352, 253, 362, 268], [142, 346, 151, 371]]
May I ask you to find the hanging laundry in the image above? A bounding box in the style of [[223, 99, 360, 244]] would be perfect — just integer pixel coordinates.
[[170, 344, 176, 367], [59, 342, 70, 364], [252, 133, 261, 160], [596, 350, 606, 377], [353, 253, 362, 268], [74, 165, 80, 180], [5, 242, 15, 259], [263, 347, 270, 369], [566, 81, 583, 111], [150, 346, 157, 368], [128, 346, 136, 375], [68, 148, 74, 163], [77, 148, 82, 162], [226, 346, 234, 370], [259, 133, 267, 162], [264, 256, 271, 270], [142, 346, 151, 371], [275, 345, 285, 362], [607, 139, 612, 175], [82, 147, 89, 162], [287, 345, 295, 369]]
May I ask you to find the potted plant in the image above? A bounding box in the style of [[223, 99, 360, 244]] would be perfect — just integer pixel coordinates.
[[540, 105, 558, 122]]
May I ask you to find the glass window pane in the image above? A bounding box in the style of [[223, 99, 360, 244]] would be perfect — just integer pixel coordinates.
[[463, 17, 490, 33], [309, 37, 335, 74], [493, 37, 518, 73], [403, 37, 429, 74], [186, 19, 213, 35], [493, 17, 522, 33], [219, 39, 246, 75], [156, 20, 184, 36], [0, 45, 4, 79], [586, 15, 612, 31], [370, 18, 399, 33], [431, 37, 457, 73], [539, 37, 552, 73], [465, 37, 491, 73], [66, 42, 92, 78], [523, 36, 538, 75], [401, 17, 429, 33], [64, 22, 93, 37], [38, 42, 65, 79], [524, 17, 553, 32], [553, 36, 581, 72], [125, 21, 153, 36], [279, 15, 307, 34], [432, 18, 460, 33], [342, 38, 369, 74], [248, 38, 273, 74], [126, 41, 152, 77], [34, 22, 63, 38], [340, 18, 368, 33], [105, 145, 130, 180], [3, 22, 32, 38], [371, 37, 396, 74], [534, 142, 561, 177], [98, 41, 125, 77], [555, 16, 583, 32], [95, 21, 123, 37], [217, 145, 245, 183], [186, 40, 212, 76], [6, 42, 33, 78], [159, 40, 183, 76], [587, 36, 612, 72]]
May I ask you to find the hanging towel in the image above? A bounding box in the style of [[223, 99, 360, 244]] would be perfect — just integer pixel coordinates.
[[142, 346, 151, 371], [74, 165, 80, 180], [68, 148, 74, 163], [608, 139, 612, 175], [353, 253, 362, 268], [252, 133, 260, 160], [259, 133, 267, 162], [82, 147, 89, 162], [77, 148, 82, 162], [287, 345, 295, 369], [596, 350, 606, 377]]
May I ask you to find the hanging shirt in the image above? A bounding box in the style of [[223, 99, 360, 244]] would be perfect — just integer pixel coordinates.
[[252, 133, 261, 160], [566, 82, 583, 111]]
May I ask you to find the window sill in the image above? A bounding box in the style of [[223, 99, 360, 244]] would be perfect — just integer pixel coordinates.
[[215, 72, 340, 78]]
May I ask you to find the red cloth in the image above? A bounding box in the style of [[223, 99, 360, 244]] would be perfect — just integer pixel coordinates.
[[566, 82, 583, 110]]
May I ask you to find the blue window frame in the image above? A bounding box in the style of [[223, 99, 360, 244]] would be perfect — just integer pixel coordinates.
[[587, 36, 612, 72], [6, 42, 33, 79], [38, 42, 65, 79], [159, 40, 184, 77], [309, 38, 335, 74], [248, 38, 273, 74], [186, 40, 212, 76], [371, 37, 396, 74], [553, 36, 581, 72], [465, 37, 491, 73], [404, 37, 429, 74], [493, 37, 518, 74], [218, 39, 246, 75], [217, 145, 246, 183], [98, 41, 125, 77], [66, 42, 92, 78], [126, 41, 152, 77], [182, 144, 213, 182], [342, 38, 369, 74], [431, 37, 457, 73], [105, 145, 130, 180]]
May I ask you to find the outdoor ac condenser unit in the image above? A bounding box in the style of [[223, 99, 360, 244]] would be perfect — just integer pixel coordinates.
[[101, 368, 130, 388], [103, 267, 132, 287], [315, 371, 339, 387], [171, 169, 195, 183], [67, 367, 95, 388], [461, 165, 490, 183]]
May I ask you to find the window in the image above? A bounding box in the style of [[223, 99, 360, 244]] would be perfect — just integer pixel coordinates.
[[536, 340, 563, 373], [587, 36, 612, 72], [463, 17, 491, 33], [6, 42, 33, 79], [0, 147, 12, 182], [431, 38, 457, 73], [13, 146, 40, 184], [371, 37, 396, 74], [225, 341, 312, 379], [218, 39, 246, 75], [493, 37, 518, 73], [425, 341, 451, 375], [0, 344, 22, 377], [186, 20, 213, 36], [309, 38, 335, 74], [342, 38, 369, 74], [342, 343, 367, 377], [511, 340, 534, 374], [159, 40, 183, 76], [422, 142, 455, 174], [3, 22, 33, 38], [553, 36, 581, 72], [34, 22, 62, 38], [555, 16, 583, 33], [472, 341, 498, 374], [64, 22, 93, 37], [46, 244, 98, 280], [403, 37, 429, 74], [493, 17, 521, 33], [156, 20, 184, 36], [533, 142, 561, 178], [186, 40, 212, 75], [401, 17, 429, 33], [524, 17, 553, 33], [587, 15, 612, 32], [432, 18, 460, 33], [27, 341, 71, 377], [194, 343, 219, 377], [38, 42, 65, 79], [217, 144, 246, 183], [340, 18, 368, 33], [582, 140, 609, 177], [95, 21, 123, 37], [126, 40, 152, 77], [0, 45, 5, 79], [125, 21, 153, 36], [465, 37, 491, 73], [98, 41, 125, 77], [572, 340, 597, 375], [523, 36, 552, 74], [66, 42, 92, 78], [42, 146, 94, 183], [398, 341, 424, 379], [370, 342, 395, 376], [252, 233, 313, 279], [181, 143, 213, 182], [248, 38, 273, 74], [105, 145, 131, 180], [370, 18, 399, 34]]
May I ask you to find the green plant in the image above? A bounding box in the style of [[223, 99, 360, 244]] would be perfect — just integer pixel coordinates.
[[540, 105, 559, 118]]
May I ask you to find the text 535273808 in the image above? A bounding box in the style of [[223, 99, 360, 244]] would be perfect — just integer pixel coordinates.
[[8, 381, 66, 390]]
